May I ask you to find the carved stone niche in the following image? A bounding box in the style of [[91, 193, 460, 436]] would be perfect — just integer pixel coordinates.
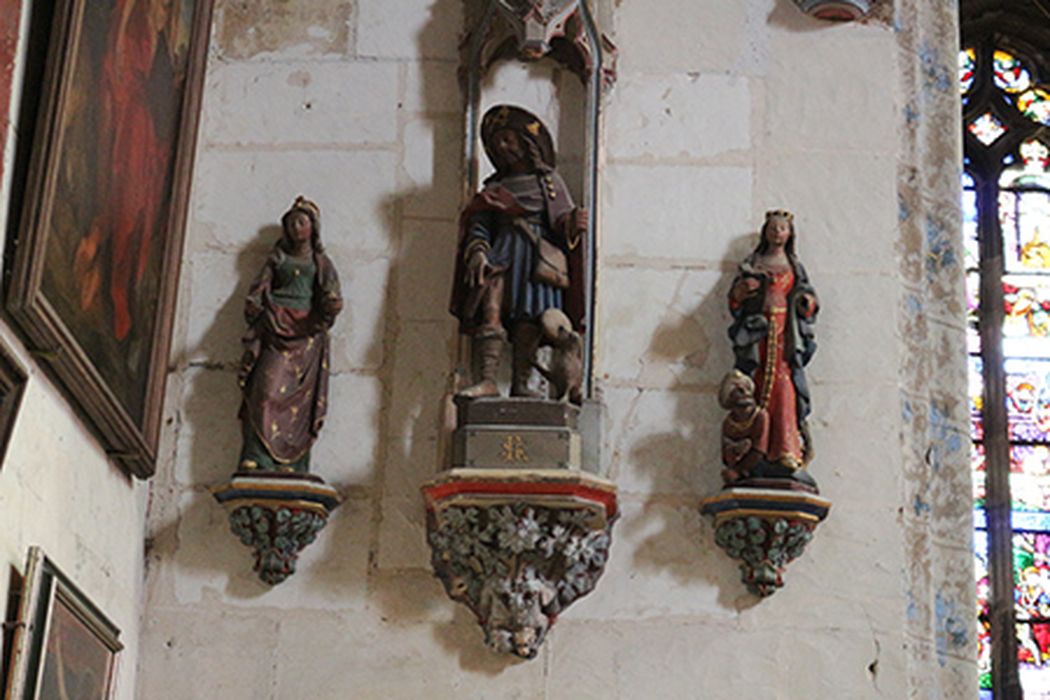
[[422, 398, 617, 659], [213, 472, 341, 585], [469, 0, 618, 92], [700, 481, 830, 597], [792, 0, 872, 21]]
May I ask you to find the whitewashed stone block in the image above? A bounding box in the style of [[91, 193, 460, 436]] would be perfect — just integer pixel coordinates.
[[603, 163, 753, 262], [356, 0, 462, 60], [201, 61, 399, 146], [191, 149, 398, 257], [606, 73, 751, 161], [615, 1, 747, 74]]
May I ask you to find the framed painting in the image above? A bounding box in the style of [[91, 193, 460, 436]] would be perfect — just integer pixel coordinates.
[[4, 547, 123, 700], [5, 0, 215, 478], [0, 337, 27, 470]]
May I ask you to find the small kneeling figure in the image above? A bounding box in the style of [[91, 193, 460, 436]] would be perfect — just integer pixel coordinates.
[[719, 370, 770, 484]]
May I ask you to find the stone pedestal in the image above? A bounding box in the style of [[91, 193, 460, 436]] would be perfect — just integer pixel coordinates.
[[424, 397, 616, 658], [700, 479, 831, 597], [452, 396, 581, 470], [213, 472, 341, 585], [423, 468, 617, 659]]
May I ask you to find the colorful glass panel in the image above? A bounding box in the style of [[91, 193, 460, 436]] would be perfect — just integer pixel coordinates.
[[1018, 636, 1050, 699], [974, 443, 987, 507], [1012, 446, 1050, 512], [976, 527, 992, 696], [1000, 190, 1050, 272], [1001, 140, 1050, 189], [1005, 358, 1050, 442], [1014, 532, 1050, 611], [964, 184, 979, 269], [971, 112, 1008, 145], [994, 50, 1034, 93], [1019, 89, 1050, 127], [1003, 275, 1050, 357], [972, 446, 1050, 511], [1015, 533, 1050, 698], [971, 355, 984, 441], [968, 272, 981, 353], [961, 48, 976, 95]]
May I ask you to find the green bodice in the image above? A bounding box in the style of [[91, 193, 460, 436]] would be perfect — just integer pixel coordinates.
[[271, 255, 316, 310]]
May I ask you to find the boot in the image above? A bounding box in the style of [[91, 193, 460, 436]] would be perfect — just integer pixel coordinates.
[[511, 321, 543, 398], [458, 334, 503, 398]]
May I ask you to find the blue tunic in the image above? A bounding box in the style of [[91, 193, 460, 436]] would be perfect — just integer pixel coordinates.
[[466, 208, 564, 323]]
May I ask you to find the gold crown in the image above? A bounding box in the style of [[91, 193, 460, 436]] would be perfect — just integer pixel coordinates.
[[765, 209, 794, 221], [289, 195, 320, 221], [526, 121, 541, 136]]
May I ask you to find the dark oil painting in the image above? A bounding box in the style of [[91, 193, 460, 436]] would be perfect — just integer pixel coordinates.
[[37, 595, 117, 700], [8, 0, 212, 476], [40, 0, 198, 427]]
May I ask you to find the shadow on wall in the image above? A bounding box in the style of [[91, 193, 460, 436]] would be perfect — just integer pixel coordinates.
[[367, 0, 528, 674], [622, 232, 766, 612], [155, 217, 382, 602]]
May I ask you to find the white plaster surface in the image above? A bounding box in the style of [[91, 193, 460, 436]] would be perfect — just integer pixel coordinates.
[[614, 1, 749, 75], [605, 73, 752, 161], [355, 0, 463, 61], [201, 60, 401, 147]]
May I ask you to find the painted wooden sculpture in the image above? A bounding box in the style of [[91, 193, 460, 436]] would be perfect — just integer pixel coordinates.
[[450, 105, 587, 401], [422, 0, 617, 660], [702, 211, 831, 597], [214, 197, 342, 585]]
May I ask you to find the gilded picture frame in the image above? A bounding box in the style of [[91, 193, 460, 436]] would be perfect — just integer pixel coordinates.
[[5, 0, 214, 477], [4, 547, 123, 700]]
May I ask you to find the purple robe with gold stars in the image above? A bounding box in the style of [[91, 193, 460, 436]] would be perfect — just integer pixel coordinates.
[[238, 245, 341, 471]]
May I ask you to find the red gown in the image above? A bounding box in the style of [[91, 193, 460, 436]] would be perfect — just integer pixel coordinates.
[[96, 1, 172, 341], [752, 268, 805, 469]]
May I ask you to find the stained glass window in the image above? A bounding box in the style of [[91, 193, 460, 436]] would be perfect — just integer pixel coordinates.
[[971, 112, 1008, 146], [1019, 89, 1050, 126], [995, 50, 1034, 93], [964, 41, 1050, 698], [963, 48, 977, 98]]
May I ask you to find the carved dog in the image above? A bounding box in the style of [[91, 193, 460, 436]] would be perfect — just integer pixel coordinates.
[[533, 309, 583, 404]]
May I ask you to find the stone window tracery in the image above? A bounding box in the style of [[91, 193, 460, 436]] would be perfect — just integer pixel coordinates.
[[963, 38, 1050, 699]]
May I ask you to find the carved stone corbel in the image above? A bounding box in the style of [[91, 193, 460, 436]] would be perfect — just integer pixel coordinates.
[[700, 486, 830, 597], [423, 465, 616, 658], [213, 472, 341, 585], [791, 0, 872, 21]]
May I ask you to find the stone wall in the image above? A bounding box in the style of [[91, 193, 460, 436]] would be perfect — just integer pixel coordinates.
[[139, 0, 975, 697], [0, 2, 146, 698]]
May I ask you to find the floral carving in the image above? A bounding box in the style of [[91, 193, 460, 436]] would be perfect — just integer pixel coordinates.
[[428, 503, 613, 658], [713, 516, 815, 597], [227, 505, 328, 585]]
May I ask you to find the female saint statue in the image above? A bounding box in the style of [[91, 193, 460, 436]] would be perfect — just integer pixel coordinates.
[[237, 197, 343, 473], [726, 210, 818, 483]]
